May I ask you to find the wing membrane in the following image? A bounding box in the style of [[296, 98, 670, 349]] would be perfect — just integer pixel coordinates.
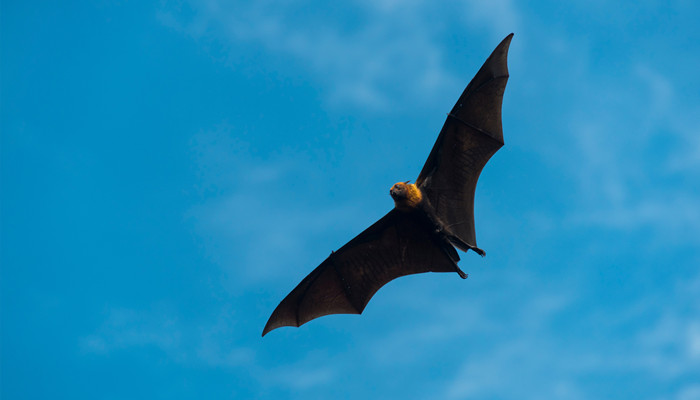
[[262, 210, 459, 336], [416, 34, 512, 248]]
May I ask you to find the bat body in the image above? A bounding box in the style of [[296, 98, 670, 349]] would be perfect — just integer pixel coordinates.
[[263, 34, 513, 336]]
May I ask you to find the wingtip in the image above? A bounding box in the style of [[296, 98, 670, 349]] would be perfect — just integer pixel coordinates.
[[261, 307, 287, 337], [262, 311, 294, 337], [501, 33, 514, 47], [490, 33, 514, 69], [262, 318, 294, 337], [503, 33, 514, 50], [261, 320, 273, 337]]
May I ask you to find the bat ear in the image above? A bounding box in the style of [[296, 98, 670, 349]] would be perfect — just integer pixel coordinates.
[[404, 180, 411, 184]]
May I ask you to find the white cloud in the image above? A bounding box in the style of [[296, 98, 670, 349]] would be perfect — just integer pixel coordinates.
[[271, 365, 336, 390], [635, 65, 673, 125], [677, 384, 700, 400], [548, 60, 700, 245], [463, 0, 520, 39], [188, 190, 364, 284], [81, 306, 257, 368], [568, 195, 700, 245], [80, 307, 183, 358], [686, 323, 700, 358], [81, 305, 342, 393], [438, 265, 700, 399], [626, 272, 700, 379], [157, 0, 519, 110], [186, 123, 371, 285], [445, 339, 588, 400], [632, 66, 700, 174]]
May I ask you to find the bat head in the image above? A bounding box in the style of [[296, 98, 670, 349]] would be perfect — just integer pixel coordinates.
[[390, 181, 423, 210]]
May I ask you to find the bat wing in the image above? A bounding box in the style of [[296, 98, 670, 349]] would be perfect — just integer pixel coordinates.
[[416, 34, 513, 250], [262, 209, 461, 336]]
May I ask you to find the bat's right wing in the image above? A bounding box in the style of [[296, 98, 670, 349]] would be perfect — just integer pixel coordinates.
[[415, 34, 512, 250], [262, 210, 461, 336]]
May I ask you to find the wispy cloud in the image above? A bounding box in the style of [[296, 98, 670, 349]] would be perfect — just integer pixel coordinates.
[[81, 305, 343, 393], [677, 385, 700, 400], [80, 307, 184, 358], [542, 56, 700, 244], [157, 0, 518, 110], [81, 305, 255, 367], [186, 123, 368, 284], [445, 342, 588, 399], [441, 277, 700, 399], [269, 364, 336, 390], [462, 0, 520, 38], [568, 195, 700, 246]]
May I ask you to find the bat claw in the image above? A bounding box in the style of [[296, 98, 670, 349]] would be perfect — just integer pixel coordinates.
[[456, 268, 468, 279], [472, 247, 486, 257]]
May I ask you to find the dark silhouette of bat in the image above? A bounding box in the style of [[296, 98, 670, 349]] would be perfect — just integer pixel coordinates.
[[263, 34, 513, 336]]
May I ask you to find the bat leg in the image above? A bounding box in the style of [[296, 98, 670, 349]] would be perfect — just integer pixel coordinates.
[[470, 246, 486, 257], [445, 233, 486, 257], [456, 267, 468, 279]]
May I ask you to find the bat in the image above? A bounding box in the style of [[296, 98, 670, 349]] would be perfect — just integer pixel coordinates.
[[262, 33, 513, 336]]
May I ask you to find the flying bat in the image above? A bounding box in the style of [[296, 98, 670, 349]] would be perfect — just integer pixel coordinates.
[[262, 34, 513, 336]]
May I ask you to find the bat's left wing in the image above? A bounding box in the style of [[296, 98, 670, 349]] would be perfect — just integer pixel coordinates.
[[262, 209, 461, 336], [416, 34, 512, 251]]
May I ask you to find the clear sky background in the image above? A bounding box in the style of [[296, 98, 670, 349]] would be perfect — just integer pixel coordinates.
[[2, 1, 700, 399]]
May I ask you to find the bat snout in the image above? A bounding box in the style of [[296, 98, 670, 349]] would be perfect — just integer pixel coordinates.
[[389, 185, 404, 199]]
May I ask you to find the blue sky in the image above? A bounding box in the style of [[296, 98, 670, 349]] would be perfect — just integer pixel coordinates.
[[2, 1, 700, 399]]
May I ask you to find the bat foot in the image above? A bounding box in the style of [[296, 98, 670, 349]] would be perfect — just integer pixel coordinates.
[[471, 246, 486, 257], [456, 268, 468, 279]]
